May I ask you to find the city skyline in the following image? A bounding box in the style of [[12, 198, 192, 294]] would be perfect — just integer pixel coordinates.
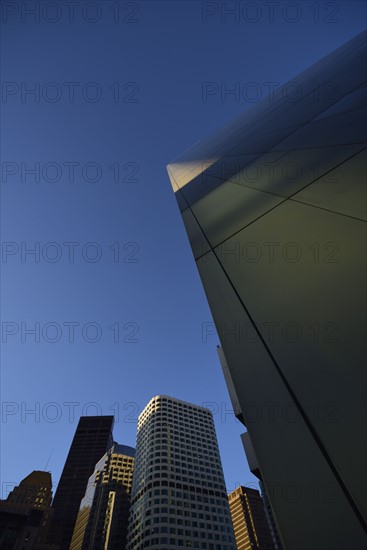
[[1, 395, 254, 498], [2, 2, 366, 548], [1, 400, 276, 549]]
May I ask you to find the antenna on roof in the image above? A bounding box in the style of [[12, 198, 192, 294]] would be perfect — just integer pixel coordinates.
[[44, 449, 53, 471]]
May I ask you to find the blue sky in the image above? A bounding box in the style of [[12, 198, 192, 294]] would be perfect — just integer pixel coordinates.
[[1, 1, 366, 499]]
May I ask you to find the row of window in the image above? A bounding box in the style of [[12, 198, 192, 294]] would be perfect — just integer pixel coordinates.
[[130, 525, 233, 536], [133, 505, 231, 519], [128, 516, 235, 541], [139, 397, 212, 415], [127, 532, 235, 548], [129, 541, 233, 550], [110, 457, 134, 463], [135, 492, 230, 505], [135, 456, 221, 470], [138, 500, 230, 515], [138, 424, 214, 436], [131, 481, 228, 501], [128, 502, 232, 534], [139, 412, 213, 424], [137, 438, 218, 451], [135, 451, 220, 465], [137, 446, 219, 460], [134, 476, 225, 492], [134, 472, 224, 489], [138, 441, 217, 453]]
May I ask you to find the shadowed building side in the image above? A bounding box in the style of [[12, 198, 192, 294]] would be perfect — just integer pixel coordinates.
[[168, 30, 367, 549], [0, 470, 53, 548], [46, 416, 114, 550]]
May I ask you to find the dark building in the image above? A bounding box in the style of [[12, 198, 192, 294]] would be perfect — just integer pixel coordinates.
[[0, 509, 47, 550], [47, 416, 114, 549], [168, 31, 367, 549], [1, 471, 52, 514], [258, 481, 283, 550], [70, 443, 135, 550], [0, 470, 52, 549], [228, 485, 274, 550]]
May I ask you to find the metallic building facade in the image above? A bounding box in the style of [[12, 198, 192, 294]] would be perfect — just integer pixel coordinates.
[[47, 416, 114, 549], [167, 31, 367, 549], [126, 395, 236, 549], [70, 443, 135, 550]]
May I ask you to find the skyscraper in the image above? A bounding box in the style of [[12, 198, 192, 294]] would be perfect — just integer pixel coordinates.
[[47, 416, 114, 549], [126, 395, 236, 549], [70, 443, 135, 550], [1, 471, 52, 514], [167, 31, 367, 549], [0, 470, 53, 548], [228, 486, 274, 550]]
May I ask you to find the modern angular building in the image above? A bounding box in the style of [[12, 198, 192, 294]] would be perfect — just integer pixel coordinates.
[[47, 416, 114, 549], [126, 395, 236, 549], [70, 443, 135, 550], [228, 485, 274, 550], [167, 31, 367, 549]]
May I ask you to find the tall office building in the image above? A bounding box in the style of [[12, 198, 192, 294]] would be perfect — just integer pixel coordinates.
[[167, 31, 367, 549], [70, 443, 135, 550], [0, 470, 53, 548], [228, 486, 274, 550], [126, 395, 236, 549], [47, 416, 114, 549], [1, 471, 52, 513]]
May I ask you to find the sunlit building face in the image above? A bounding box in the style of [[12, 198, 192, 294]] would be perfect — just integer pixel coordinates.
[[126, 395, 236, 550], [70, 443, 135, 550]]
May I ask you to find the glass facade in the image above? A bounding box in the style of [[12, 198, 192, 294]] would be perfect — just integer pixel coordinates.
[[126, 396, 236, 549], [70, 443, 135, 550], [168, 31, 367, 550]]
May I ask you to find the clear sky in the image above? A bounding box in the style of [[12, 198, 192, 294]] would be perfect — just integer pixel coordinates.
[[1, 1, 366, 500]]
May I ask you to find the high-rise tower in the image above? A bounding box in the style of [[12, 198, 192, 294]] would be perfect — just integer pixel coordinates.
[[126, 395, 236, 550], [228, 486, 274, 550], [1, 470, 52, 514], [48, 416, 114, 549], [0, 470, 53, 548], [70, 443, 135, 550]]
